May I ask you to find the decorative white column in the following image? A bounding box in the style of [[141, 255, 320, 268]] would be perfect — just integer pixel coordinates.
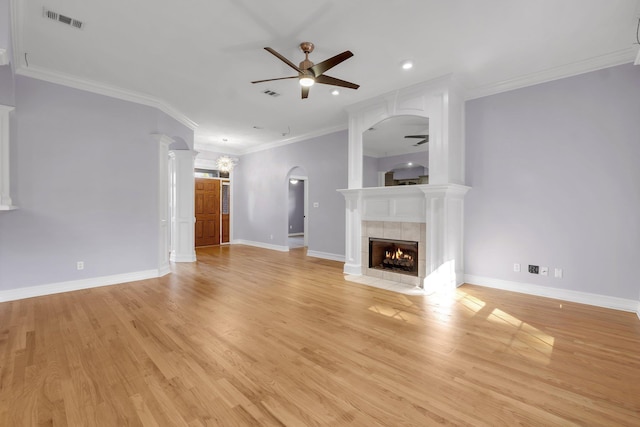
[[420, 184, 469, 293], [0, 105, 16, 211], [169, 149, 197, 262], [343, 191, 362, 275], [152, 134, 172, 276]]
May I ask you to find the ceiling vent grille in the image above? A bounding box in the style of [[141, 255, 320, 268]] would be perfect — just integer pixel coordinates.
[[43, 8, 84, 30], [263, 89, 280, 97]]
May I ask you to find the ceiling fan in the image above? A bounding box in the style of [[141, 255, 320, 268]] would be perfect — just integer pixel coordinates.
[[251, 42, 359, 99], [405, 134, 429, 146]]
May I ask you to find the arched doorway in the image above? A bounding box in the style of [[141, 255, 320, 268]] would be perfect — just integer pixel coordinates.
[[286, 166, 309, 250]]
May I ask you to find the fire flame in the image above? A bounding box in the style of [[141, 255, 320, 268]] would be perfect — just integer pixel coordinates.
[[385, 248, 413, 261]]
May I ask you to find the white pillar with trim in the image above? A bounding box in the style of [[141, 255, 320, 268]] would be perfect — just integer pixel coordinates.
[[169, 149, 197, 262], [152, 134, 172, 276]]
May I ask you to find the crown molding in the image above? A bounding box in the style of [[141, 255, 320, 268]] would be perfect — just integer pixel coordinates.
[[239, 123, 348, 155], [194, 141, 243, 156], [15, 65, 198, 130], [466, 47, 637, 100]]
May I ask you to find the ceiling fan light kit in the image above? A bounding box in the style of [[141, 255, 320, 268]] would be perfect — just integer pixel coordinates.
[[251, 42, 359, 99]]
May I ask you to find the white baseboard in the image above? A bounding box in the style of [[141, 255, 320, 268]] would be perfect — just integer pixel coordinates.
[[170, 253, 197, 262], [0, 269, 164, 303], [464, 274, 639, 314], [343, 263, 362, 276], [231, 239, 289, 252], [306, 250, 345, 262], [288, 233, 304, 237]]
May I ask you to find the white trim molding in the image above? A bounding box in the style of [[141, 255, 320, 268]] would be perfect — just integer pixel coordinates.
[[169, 149, 197, 263], [231, 239, 289, 252], [0, 269, 165, 303], [16, 65, 198, 131], [466, 47, 637, 100], [152, 134, 173, 274], [464, 274, 640, 315], [0, 105, 16, 211], [306, 250, 345, 263], [0, 49, 8, 66]]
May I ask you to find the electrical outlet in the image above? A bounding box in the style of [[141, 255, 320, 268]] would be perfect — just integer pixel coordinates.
[[528, 265, 539, 274], [513, 263, 521, 272], [76, 261, 84, 270], [554, 268, 563, 278], [289, 225, 293, 229], [540, 266, 548, 276], [313, 202, 319, 208]]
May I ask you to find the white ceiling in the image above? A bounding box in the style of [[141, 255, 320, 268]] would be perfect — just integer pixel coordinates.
[[10, 0, 640, 154]]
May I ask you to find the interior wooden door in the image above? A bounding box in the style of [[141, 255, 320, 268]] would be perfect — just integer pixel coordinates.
[[195, 178, 220, 247], [221, 181, 230, 243]]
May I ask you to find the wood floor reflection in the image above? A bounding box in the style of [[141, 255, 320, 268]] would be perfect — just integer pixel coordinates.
[[1, 244, 639, 426]]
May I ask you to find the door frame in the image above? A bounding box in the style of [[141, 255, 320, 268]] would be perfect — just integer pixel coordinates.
[[289, 174, 308, 248]]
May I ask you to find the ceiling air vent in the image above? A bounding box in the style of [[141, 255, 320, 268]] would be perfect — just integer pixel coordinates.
[[43, 8, 84, 30], [263, 89, 280, 97]]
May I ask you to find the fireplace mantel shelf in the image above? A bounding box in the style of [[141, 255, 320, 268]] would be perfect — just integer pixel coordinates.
[[337, 183, 470, 197], [338, 183, 470, 224]]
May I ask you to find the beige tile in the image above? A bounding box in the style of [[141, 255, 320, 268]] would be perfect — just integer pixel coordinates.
[[383, 222, 402, 240], [362, 237, 369, 254], [367, 221, 383, 238], [401, 222, 421, 241], [367, 268, 383, 279], [400, 275, 421, 287], [382, 270, 401, 282]]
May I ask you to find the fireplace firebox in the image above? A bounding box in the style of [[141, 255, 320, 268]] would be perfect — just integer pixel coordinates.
[[368, 238, 419, 277]]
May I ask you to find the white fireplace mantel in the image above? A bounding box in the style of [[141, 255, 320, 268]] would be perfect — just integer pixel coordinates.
[[339, 75, 469, 292], [338, 184, 469, 291]]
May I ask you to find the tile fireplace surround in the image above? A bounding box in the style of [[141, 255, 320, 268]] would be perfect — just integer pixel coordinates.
[[363, 221, 426, 287]]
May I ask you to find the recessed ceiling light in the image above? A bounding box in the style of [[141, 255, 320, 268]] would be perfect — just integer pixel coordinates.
[[222, 138, 228, 142], [401, 60, 413, 70], [331, 89, 340, 96], [408, 162, 413, 166]]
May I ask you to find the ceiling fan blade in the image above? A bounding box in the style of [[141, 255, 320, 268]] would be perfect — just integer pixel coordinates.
[[414, 139, 428, 146], [309, 50, 353, 76], [301, 86, 309, 99], [315, 74, 359, 90], [251, 76, 298, 84], [405, 135, 428, 139], [264, 47, 303, 73]]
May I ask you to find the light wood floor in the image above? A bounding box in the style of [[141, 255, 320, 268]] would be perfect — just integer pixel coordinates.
[[1, 245, 639, 426]]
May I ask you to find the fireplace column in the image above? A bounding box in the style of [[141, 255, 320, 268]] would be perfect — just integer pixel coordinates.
[[343, 191, 362, 275], [420, 184, 469, 292]]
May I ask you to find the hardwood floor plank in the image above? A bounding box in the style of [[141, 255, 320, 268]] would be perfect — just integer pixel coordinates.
[[0, 245, 639, 425]]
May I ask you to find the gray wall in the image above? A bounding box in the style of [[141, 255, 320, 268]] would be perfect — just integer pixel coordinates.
[[288, 180, 304, 234], [0, 76, 193, 290], [234, 130, 347, 256], [465, 63, 640, 300]]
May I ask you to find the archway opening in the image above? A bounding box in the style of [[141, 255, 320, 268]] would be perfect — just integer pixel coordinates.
[[362, 115, 429, 188]]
